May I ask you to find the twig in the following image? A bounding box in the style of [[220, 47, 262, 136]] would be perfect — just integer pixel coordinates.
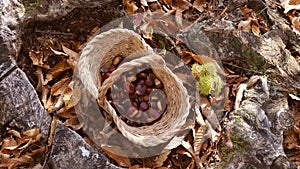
[[223, 61, 264, 74], [35, 30, 74, 36], [42, 115, 59, 169]]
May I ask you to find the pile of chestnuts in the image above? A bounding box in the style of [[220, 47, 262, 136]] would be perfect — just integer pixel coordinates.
[[100, 55, 167, 127]]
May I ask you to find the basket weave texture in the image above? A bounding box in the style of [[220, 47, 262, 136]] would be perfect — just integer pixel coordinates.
[[78, 28, 191, 148]]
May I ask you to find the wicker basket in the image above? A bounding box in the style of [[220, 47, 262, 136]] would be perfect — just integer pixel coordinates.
[[98, 54, 190, 147], [77, 28, 154, 99], [78, 28, 191, 148]]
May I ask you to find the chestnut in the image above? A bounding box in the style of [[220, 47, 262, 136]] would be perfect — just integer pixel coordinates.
[[148, 108, 161, 120], [137, 79, 145, 85], [102, 64, 167, 127], [112, 55, 123, 66], [154, 78, 163, 89], [135, 84, 146, 95], [145, 88, 152, 94], [145, 77, 155, 88], [143, 95, 149, 102], [124, 82, 135, 94], [100, 66, 109, 73], [138, 72, 147, 79], [108, 66, 116, 72], [139, 101, 149, 111], [131, 100, 138, 108]]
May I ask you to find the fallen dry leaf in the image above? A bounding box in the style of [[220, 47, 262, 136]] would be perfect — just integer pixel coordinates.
[[123, 0, 139, 14], [129, 165, 148, 169], [56, 107, 76, 118], [238, 18, 252, 32], [5, 156, 33, 169], [173, 0, 191, 11], [240, 6, 253, 19], [193, 124, 206, 156], [287, 10, 300, 35], [234, 83, 247, 110], [152, 150, 171, 168], [206, 120, 220, 143], [281, 0, 300, 13], [62, 44, 79, 69], [140, 22, 154, 39], [238, 6, 267, 36], [29, 51, 43, 66], [51, 92, 65, 112], [50, 77, 71, 96], [45, 94, 54, 111], [251, 19, 261, 36], [193, 0, 206, 12], [162, 0, 172, 8], [35, 67, 44, 93], [23, 128, 41, 137], [8, 129, 21, 139], [63, 81, 82, 109], [64, 116, 83, 131], [44, 59, 71, 85], [180, 51, 193, 64], [50, 47, 68, 56], [140, 0, 148, 7], [41, 85, 50, 108], [0, 128, 46, 168], [102, 145, 132, 167], [199, 95, 221, 131], [192, 54, 216, 65], [181, 140, 201, 168]]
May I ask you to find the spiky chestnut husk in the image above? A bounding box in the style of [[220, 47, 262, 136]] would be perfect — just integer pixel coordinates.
[[192, 63, 223, 96], [197, 75, 213, 95], [191, 63, 217, 79]]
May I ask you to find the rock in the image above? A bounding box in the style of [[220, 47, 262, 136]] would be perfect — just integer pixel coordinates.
[[0, 65, 51, 134], [0, 7, 50, 138], [1, 0, 122, 168], [48, 123, 123, 169], [185, 5, 300, 96], [23, 0, 120, 21], [218, 76, 294, 168], [0, 0, 24, 60], [0, 37, 15, 79]]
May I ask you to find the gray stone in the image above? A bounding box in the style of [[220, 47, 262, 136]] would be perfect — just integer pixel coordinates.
[[0, 0, 24, 62], [25, 0, 119, 21], [185, 5, 300, 94], [0, 0, 50, 136], [218, 77, 295, 169], [48, 123, 123, 169], [0, 66, 51, 134]]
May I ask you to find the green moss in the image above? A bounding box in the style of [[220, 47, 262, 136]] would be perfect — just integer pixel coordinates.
[[22, 0, 47, 14], [217, 133, 248, 168], [0, 107, 5, 114], [191, 63, 223, 96], [242, 49, 267, 74], [231, 113, 244, 125]]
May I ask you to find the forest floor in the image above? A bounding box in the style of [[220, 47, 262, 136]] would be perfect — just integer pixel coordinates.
[[1, 0, 300, 168]]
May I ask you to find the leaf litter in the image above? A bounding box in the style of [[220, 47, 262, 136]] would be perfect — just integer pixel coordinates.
[[21, 0, 241, 168], [0, 128, 46, 168], [16, 0, 300, 168]]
